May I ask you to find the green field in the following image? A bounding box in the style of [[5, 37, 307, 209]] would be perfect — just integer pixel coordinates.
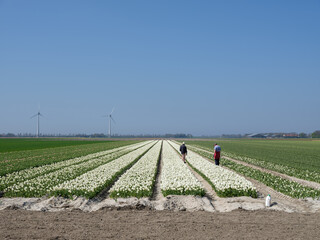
[[0, 138, 109, 153], [185, 139, 320, 173], [0, 138, 140, 176]]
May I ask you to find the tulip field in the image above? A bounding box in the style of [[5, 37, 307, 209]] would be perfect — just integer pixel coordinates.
[[160, 141, 205, 196], [169, 141, 257, 197], [109, 141, 162, 198], [0, 138, 320, 200], [183, 140, 320, 199]]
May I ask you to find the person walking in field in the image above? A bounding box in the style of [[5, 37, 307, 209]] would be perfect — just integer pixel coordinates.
[[180, 142, 187, 163], [214, 143, 221, 166]]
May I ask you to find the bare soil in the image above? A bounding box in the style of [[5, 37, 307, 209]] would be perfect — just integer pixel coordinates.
[[1, 209, 320, 240]]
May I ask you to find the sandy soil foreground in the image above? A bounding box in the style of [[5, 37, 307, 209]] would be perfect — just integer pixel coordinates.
[[1, 194, 320, 239], [1, 209, 320, 240]]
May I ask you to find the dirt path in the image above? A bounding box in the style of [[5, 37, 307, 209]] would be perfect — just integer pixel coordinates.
[[1, 209, 320, 240], [151, 142, 164, 201]]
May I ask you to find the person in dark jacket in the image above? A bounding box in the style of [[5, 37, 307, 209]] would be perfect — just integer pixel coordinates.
[[180, 142, 187, 163], [214, 143, 221, 165]]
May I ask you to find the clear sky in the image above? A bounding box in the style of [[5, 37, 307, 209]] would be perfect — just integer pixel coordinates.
[[1, 0, 319, 136]]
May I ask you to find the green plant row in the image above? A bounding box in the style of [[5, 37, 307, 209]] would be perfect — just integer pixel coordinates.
[[4, 152, 124, 197], [187, 142, 320, 185], [0, 146, 140, 191], [185, 139, 320, 174], [3, 142, 151, 197], [160, 141, 206, 197], [0, 138, 105, 153], [186, 160, 257, 198], [222, 151, 320, 184], [190, 147, 320, 199], [0, 140, 140, 176], [52, 142, 156, 199], [109, 141, 163, 198], [221, 159, 320, 199]]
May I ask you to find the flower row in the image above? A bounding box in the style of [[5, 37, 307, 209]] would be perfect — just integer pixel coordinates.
[[0, 140, 141, 176], [3, 141, 153, 197], [188, 145, 320, 199], [0, 141, 148, 191], [160, 141, 205, 196], [222, 158, 320, 199], [52, 141, 156, 198], [169, 141, 257, 198], [222, 152, 320, 184], [109, 141, 162, 198], [186, 143, 320, 185]]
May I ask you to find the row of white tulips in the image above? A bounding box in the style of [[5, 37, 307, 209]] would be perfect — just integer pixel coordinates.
[[160, 141, 205, 196], [169, 141, 257, 197], [187, 144, 320, 199], [0, 141, 149, 191], [52, 141, 156, 198], [109, 141, 162, 198], [3, 141, 153, 197]]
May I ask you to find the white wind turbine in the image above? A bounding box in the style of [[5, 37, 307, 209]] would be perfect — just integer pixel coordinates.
[[103, 107, 116, 138], [31, 107, 44, 138]]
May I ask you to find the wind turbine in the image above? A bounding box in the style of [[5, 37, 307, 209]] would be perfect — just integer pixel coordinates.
[[103, 107, 116, 138], [31, 107, 44, 138]]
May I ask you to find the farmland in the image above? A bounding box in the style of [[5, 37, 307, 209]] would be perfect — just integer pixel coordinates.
[[185, 139, 320, 172], [182, 139, 320, 198], [184, 139, 320, 184], [0, 138, 140, 176], [0, 138, 320, 214], [0, 138, 110, 153]]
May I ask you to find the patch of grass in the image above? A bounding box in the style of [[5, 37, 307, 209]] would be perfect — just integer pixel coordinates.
[[0, 138, 106, 153]]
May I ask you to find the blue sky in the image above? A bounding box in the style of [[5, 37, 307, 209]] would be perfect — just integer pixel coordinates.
[[1, 0, 319, 135]]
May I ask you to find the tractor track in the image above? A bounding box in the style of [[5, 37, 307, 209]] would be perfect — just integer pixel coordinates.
[[151, 141, 164, 201]]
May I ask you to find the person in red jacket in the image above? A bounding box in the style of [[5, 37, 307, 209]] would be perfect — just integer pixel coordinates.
[[214, 143, 221, 166]]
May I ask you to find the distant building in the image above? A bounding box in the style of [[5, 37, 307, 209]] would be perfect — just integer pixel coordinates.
[[283, 133, 299, 138], [247, 133, 267, 138]]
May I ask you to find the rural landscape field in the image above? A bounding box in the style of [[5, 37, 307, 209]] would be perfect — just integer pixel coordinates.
[[2, 0, 320, 239], [1, 138, 320, 202], [1, 138, 320, 238]]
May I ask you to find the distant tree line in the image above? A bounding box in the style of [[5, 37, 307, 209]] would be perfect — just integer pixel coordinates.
[[1, 131, 320, 138], [0, 133, 194, 138], [311, 131, 320, 138], [221, 134, 243, 138]]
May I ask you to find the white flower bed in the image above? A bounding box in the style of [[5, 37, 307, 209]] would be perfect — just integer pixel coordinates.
[[168, 141, 256, 197], [4, 141, 153, 197], [52, 141, 156, 198], [160, 141, 204, 196], [0, 141, 148, 191], [109, 141, 162, 198]]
